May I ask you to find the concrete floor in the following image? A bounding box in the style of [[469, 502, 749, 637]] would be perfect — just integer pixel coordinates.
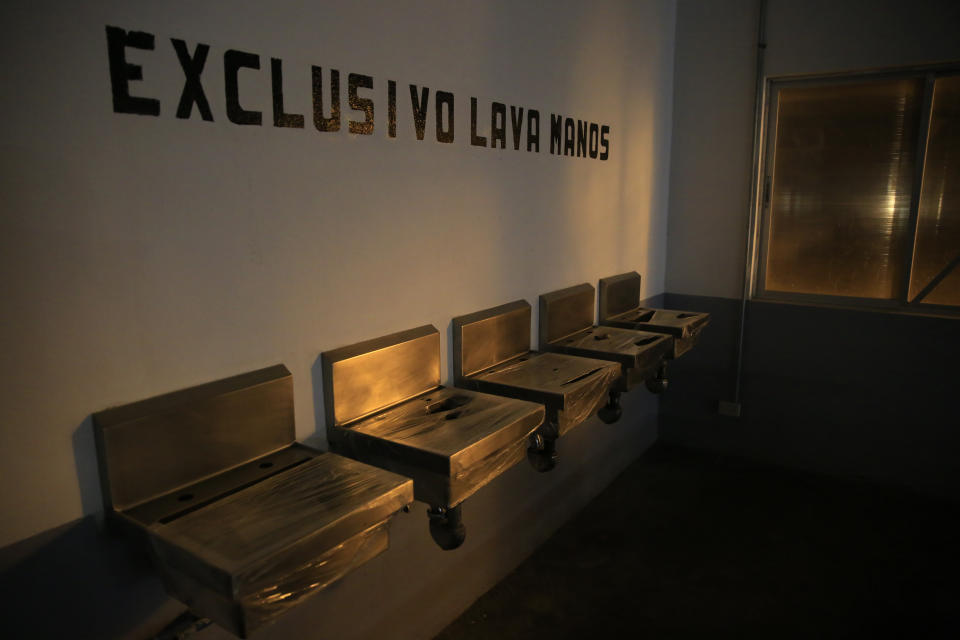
[[435, 445, 960, 639]]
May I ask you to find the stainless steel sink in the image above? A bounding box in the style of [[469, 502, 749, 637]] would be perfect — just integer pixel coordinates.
[[321, 325, 544, 549], [598, 271, 710, 358], [536, 282, 675, 421], [93, 365, 413, 638], [452, 300, 621, 470]]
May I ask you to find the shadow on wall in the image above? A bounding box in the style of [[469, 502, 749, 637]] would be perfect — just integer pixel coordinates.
[[309, 355, 330, 450], [29, 416, 187, 637], [0, 515, 181, 638], [72, 416, 104, 518], [446, 320, 456, 385]]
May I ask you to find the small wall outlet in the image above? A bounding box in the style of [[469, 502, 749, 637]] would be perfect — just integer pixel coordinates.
[[718, 400, 741, 417]]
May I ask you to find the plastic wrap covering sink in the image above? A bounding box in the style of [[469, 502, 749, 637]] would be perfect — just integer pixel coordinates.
[[93, 365, 413, 638], [539, 283, 673, 389], [328, 386, 543, 506], [452, 300, 621, 438], [469, 351, 620, 438], [551, 326, 673, 388], [321, 325, 544, 510], [598, 272, 710, 359]]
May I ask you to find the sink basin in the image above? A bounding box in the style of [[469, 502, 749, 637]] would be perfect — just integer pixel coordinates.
[[327, 384, 544, 508], [93, 365, 413, 638], [321, 325, 544, 548], [539, 283, 673, 388], [550, 326, 673, 387], [452, 300, 620, 440], [598, 272, 710, 358]]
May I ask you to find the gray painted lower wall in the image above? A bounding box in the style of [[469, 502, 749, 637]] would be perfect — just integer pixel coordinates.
[[0, 393, 658, 640], [659, 293, 960, 499]]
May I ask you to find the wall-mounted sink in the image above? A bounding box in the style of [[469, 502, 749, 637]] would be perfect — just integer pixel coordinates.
[[538, 283, 674, 421], [452, 300, 621, 471], [321, 326, 544, 550], [93, 365, 413, 638], [598, 271, 710, 359]]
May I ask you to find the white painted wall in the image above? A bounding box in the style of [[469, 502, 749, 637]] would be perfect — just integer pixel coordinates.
[[666, 0, 960, 299], [665, 0, 758, 299], [0, 0, 676, 555]]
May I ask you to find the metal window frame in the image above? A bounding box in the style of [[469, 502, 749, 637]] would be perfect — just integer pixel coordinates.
[[753, 62, 960, 314]]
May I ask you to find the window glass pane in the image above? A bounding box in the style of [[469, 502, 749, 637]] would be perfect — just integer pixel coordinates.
[[765, 78, 923, 298], [909, 75, 960, 306]]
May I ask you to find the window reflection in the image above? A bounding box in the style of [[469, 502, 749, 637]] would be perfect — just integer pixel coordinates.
[[909, 75, 960, 306], [765, 78, 923, 299]]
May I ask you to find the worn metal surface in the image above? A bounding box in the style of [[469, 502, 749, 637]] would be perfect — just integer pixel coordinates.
[[151, 454, 412, 637], [124, 443, 317, 527], [540, 283, 673, 386], [551, 326, 673, 382], [322, 325, 544, 508], [603, 309, 709, 358], [151, 454, 407, 568], [598, 272, 710, 358], [597, 272, 644, 321], [329, 386, 543, 506], [538, 283, 595, 346], [469, 352, 619, 436], [94, 367, 413, 638], [453, 300, 530, 382], [93, 365, 295, 513], [453, 302, 620, 438], [159, 522, 389, 638], [321, 325, 440, 428]]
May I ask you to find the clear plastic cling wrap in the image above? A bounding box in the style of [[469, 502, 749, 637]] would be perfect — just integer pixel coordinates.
[[469, 352, 620, 439], [555, 361, 620, 437], [239, 522, 389, 632], [448, 433, 530, 505], [557, 327, 672, 375], [331, 387, 543, 507], [148, 453, 412, 637]]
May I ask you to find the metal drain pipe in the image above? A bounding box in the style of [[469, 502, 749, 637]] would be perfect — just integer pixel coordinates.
[[725, 0, 768, 417]]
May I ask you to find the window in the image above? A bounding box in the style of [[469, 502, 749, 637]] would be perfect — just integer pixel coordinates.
[[757, 69, 960, 310]]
